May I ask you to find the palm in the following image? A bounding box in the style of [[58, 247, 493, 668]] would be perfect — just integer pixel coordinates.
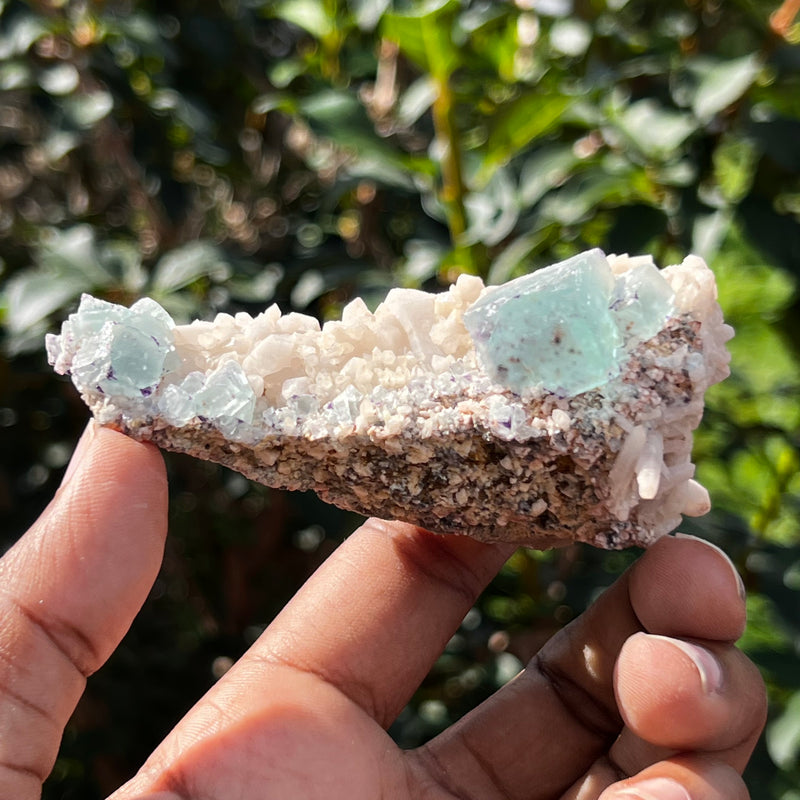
[[0, 427, 765, 800], [113, 524, 761, 800]]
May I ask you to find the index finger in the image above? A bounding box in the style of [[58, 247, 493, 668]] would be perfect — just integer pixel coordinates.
[[250, 519, 517, 727], [0, 423, 168, 797]]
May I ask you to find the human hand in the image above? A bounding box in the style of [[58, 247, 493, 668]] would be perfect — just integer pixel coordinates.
[[1, 424, 766, 800]]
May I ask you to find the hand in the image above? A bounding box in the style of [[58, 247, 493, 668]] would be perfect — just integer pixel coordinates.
[[0, 424, 766, 800]]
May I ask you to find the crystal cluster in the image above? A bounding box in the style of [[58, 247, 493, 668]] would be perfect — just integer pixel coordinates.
[[47, 250, 733, 549]]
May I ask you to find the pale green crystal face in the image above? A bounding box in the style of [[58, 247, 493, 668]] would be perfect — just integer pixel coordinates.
[[610, 262, 676, 341], [463, 249, 674, 396], [53, 294, 258, 428], [67, 295, 176, 399]]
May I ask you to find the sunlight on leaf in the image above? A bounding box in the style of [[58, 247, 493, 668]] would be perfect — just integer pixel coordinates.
[[691, 54, 761, 122], [382, 0, 460, 75], [478, 93, 571, 185], [64, 90, 114, 127], [615, 99, 697, 159], [1, 271, 84, 335], [768, 691, 800, 769], [273, 0, 332, 39], [152, 242, 229, 293]]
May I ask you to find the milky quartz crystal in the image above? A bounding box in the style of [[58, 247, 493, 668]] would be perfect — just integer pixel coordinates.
[[47, 250, 733, 549]]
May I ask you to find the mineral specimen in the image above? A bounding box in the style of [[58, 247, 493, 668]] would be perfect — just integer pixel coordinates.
[[47, 250, 733, 549]]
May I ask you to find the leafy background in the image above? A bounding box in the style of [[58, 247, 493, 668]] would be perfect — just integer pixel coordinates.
[[1, 0, 799, 796]]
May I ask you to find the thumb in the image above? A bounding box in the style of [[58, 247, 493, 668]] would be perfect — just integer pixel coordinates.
[[0, 422, 168, 799]]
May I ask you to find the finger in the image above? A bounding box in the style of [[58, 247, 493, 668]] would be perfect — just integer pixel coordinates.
[[246, 519, 516, 725], [568, 632, 766, 797], [597, 755, 749, 800], [110, 520, 514, 797], [117, 517, 513, 780], [411, 535, 747, 800], [244, 521, 514, 721], [612, 633, 766, 770], [0, 423, 168, 797]]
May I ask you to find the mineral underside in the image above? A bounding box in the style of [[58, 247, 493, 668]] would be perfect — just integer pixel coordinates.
[[47, 249, 733, 549]]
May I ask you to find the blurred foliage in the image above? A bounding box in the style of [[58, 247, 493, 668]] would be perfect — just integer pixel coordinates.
[[0, 0, 799, 797]]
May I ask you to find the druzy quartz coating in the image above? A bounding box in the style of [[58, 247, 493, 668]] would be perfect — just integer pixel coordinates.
[[47, 249, 733, 549], [463, 249, 675, 395]]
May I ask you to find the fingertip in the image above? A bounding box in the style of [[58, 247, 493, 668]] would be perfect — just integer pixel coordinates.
[[615, 632, 726, 746], [600, 757, 749, 800], [614, 631, 765, 757], [674, 534, 746, 602], [62, 422, 167, 524], [629, 535, 746, 642]]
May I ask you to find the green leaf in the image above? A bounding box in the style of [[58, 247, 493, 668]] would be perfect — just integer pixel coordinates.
[[477, 93, 571, 185], [0, 60, 31, 90], [42, 131, 80, 162], [518, 145, 581, 207], [738, 593, 796, 657], [267, 59, 307, 89], [382, 0, 460, 77], [712, 226, 796, 321], [349, 0, 391, 31], [299, 89, 362, 123], [398, 239, 447, 285], [462, 167, 519, 246], [725, 324, 800, 432], [272, 0, 333, 39], [396, 75, 438, 127], [63, 90, 114, 128], [712, 134, 759, 204], [251, 92, 297, 115], [346, 154, 419, 190], [0, 12, 47, 59], [35, 226, 114, 286], [768, 691, 800, 769], [151, 241, 229, 293], [691, 54, 761, 122], [487, 227, 550, 285], [614, 99, 698, 160], [297, 89, 415, 170], [227, 264, 284, 303], [692, 210, 731, 261], [100, 240, 147, 293], [38, 63, 79, 96], [539, 166, 653, 225], [1, 271, 85, 336]]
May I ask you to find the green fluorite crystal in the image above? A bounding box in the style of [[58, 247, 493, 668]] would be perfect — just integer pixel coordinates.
[[66, 295, 176, 399], [463, 249, 674, 396]]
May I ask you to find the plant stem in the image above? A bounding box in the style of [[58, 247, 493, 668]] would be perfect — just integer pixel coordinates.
[[431, 77, 475, 272], [421, 18, 477, 276]]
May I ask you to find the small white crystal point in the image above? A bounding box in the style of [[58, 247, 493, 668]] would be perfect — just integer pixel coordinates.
[[635, 432, 664, 500], [682, 478, 712, 517]]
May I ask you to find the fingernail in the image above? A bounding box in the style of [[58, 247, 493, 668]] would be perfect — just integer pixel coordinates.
[[649, 634, 723, 694], [675, 533, 747, 601], [613, 776, 691, 800], [61, 420, 98, 487]]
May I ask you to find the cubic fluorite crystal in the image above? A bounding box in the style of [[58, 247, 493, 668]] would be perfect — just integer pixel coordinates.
[[463, 248, 675, 395], [47, 250, 733, 549]]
